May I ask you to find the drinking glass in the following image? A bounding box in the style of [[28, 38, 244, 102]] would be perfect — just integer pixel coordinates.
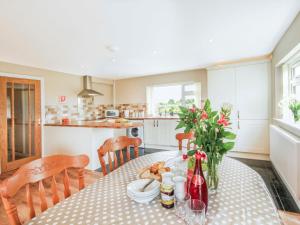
[[185, 199, 206, 225], [174, 194, 191, 219]]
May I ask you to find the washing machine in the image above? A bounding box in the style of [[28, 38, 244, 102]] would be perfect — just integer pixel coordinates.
[[127, 120, 144, 148]]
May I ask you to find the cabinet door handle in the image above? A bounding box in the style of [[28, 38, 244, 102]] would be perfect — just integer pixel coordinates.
[[237, 110, 240, 119], [153, 120, 155, 127], [156, 120, 159, 127]]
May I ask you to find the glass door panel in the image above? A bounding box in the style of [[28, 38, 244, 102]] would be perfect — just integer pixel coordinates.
[[0, 77, 41, 172], [14, 83, 30, 160], [30, 84, 35, 156], [6, 82, 12, 162]]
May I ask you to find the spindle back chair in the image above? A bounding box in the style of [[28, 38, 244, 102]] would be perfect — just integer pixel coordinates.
[[0, 154, 89, 225], [176, 132, 195, 151], [97, 136, 142, 176]]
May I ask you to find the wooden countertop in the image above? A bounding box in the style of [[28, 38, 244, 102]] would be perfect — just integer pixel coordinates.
[[44, 121, 143, 129], [125, 116, 179, 120]]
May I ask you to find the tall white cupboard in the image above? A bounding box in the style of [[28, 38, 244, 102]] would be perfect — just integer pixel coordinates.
[[208, 61, 270, 155]]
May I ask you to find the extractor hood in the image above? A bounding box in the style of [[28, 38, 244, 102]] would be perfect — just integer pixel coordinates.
[[78, 75, 104, 97]]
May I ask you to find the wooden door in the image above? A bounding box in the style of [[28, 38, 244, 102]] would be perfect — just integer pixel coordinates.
[[0, 76, 41, 172]]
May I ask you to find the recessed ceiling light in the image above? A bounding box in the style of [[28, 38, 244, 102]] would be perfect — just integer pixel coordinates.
[[209, 39, 213, 43], [111, 58, 116, 63], [152, 50, 158, 55]]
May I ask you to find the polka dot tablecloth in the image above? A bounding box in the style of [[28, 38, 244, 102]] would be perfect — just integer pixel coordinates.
[[26, 151, 282, 225]]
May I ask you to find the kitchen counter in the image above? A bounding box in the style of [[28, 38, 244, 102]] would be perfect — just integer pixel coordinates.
[[44, 121, 141, 170], [125, 116, 179, 120], [44, 121, 143, 129]]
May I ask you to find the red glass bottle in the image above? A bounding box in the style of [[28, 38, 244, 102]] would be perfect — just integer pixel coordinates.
[[188, 151, 208, 212]]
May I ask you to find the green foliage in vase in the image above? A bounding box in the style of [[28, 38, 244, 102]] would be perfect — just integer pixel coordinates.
[[176, 99, 236, 164], [289, 100, 300, 122], [187, 157, 207, 171]]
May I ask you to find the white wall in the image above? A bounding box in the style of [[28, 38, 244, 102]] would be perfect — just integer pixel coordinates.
[[271, 12, 300, 118], [0, 61, 114, 106]]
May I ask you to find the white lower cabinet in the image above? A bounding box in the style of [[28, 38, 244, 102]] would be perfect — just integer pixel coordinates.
[[234, 120, 269, 154], [144, 119, 158, 145], [144, 119, 182, 148]]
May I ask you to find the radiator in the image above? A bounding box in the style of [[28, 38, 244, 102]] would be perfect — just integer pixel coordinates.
[[270, 125, 300, 207]]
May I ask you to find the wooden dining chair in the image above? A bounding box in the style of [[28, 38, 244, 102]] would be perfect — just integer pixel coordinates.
[[0, 154, 89, 225], [279, 210, 300, 225], [97, 136, 142, 176], [176, 132, 195, 151]]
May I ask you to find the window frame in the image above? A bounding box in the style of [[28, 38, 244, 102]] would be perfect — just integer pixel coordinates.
[[146, 81, 200, 116], [290, 60, 300, 97]]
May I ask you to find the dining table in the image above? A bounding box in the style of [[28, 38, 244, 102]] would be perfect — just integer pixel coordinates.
[[26, 151, 282, 225]]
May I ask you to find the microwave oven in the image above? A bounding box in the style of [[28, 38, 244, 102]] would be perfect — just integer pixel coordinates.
[[105, 109, 119, 118]]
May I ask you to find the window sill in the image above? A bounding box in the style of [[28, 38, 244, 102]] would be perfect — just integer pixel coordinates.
[[273, 118, 300, 137]]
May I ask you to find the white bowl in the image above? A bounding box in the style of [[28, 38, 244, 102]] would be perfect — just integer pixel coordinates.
[[127, 179, 160, 198], [127, 190, 160, 204], [127, 189, 160, 199]]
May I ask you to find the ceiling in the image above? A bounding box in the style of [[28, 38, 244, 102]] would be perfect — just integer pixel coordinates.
[[0, 0, 299, 79]]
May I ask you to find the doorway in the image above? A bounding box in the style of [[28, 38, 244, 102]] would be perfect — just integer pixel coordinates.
[[0, 76, 41, 172]]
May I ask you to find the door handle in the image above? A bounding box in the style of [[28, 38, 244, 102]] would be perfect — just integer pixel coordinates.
[[153, 120, 155, 127], [156, 120, 159, 127]]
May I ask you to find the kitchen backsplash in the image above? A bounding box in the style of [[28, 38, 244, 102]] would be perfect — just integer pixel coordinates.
[[45, 99, 147, 123]]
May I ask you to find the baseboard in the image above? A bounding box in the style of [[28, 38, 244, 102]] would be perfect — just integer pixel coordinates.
[[226, 151, 270, 161], [271, 160, 300, 210]]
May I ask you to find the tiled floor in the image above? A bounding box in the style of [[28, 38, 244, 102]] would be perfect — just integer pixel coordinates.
[[233, 157, 300, 213]]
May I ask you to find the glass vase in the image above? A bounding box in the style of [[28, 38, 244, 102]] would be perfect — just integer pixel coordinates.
[[207, 158, 219, 193]]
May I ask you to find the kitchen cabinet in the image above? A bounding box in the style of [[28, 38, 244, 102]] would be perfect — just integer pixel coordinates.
[[235, 64, 269, 120], [207, 68, 236, 113], [208, 61, 270, 155], [144, 119, 182, 148], [235, 120, 269, 154], [144, 119, 158, 145]]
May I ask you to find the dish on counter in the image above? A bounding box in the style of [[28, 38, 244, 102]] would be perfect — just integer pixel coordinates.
[[101, 118, 130, 124]]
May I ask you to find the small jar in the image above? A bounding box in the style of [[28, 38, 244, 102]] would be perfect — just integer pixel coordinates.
[[160, 172, 174, 209]]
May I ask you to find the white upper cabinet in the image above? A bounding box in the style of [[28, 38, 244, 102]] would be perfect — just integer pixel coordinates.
[[208, 68, 236, 111], [208, 67, 238, 127], [235, 63, 269, 120]]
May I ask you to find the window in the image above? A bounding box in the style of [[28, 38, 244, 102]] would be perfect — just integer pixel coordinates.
[[146, 82, 201, 116], [280, 52, 300, 121], [291, 62, 300, 100]]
